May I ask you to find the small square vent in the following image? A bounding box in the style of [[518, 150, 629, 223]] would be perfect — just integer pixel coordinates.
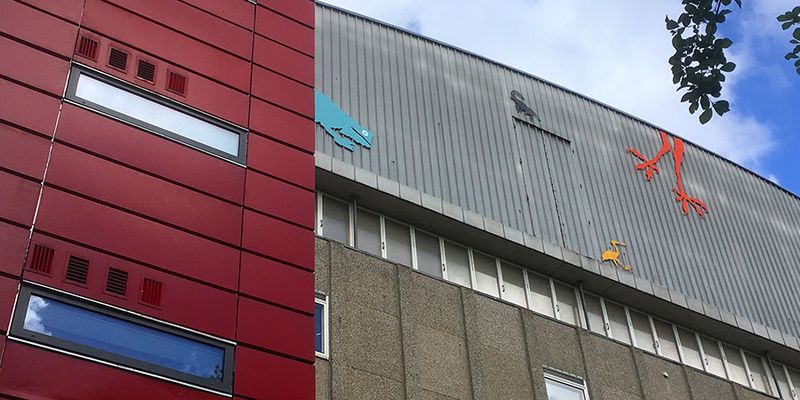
[[136, 59, 156, 83], [166, 71, 187, 96], [106, 267, 129, 296], [28, 244, 55, 275], [65, 255, 90, 285], [140, 278, 163, 307], [108, 48, 128, 71], [76, 36, 99, 60]]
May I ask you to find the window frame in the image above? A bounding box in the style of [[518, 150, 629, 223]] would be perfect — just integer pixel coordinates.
[[544, 369, 591, 400], [315, 294, 330, 359], [65, 64, 247, 164], [9, 283, 235, 394]]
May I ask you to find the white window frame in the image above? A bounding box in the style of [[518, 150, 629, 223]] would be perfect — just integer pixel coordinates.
[[316, 193, 354, 246], [315, 294, 330, 359], [544, 369, 591, 400]]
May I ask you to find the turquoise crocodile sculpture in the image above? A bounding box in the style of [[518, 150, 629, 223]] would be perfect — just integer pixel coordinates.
[[314, 90, 374, 151]]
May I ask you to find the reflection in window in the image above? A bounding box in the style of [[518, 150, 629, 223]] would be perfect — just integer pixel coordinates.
[[630, 310, 655, 353], [554, 282, 579, 326], [444, 242, 471, 288], [744, 352, 771, 394], [415, 230, 442, 278], [771, 362, 792, 400], [385, 219, 411, 265], [605, 301, 630, 345], [653, 319, 680, 361], [528, 272, 555, 318], [544, 371, 587, 400], [700, 336, 727, 378], [583, 294, 605, 335], [473, 252, 499, 297], [722, 344, 748, 386], [677, 328, 703, 370], [356, 208, 381, 256], [500, 262, 527, 307], [321, 196, 350, 244]]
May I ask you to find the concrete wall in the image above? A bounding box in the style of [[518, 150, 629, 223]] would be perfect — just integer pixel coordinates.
[[315, 237, 774, 400]]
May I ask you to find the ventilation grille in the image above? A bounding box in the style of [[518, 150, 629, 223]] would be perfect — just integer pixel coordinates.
[[28, 244, 55, 274], [76, 36, 99, 60], [140, 278, 163, 307], [108, 48, 128, 71], [106, 268, 129, 296], [166, 71, 187, 96], [136, 60, 156, 82], [65, 256, 90, 285]]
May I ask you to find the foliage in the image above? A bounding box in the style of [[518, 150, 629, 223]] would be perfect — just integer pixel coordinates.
[[778, 6, 800, 75], [666, 0, 740, 125]]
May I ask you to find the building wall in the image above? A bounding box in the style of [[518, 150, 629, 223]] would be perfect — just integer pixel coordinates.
[[315, 236, 775, 400], [0, 0, 315, 398]]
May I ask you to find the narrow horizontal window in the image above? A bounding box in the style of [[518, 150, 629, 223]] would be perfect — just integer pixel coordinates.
[[10, 285, 233, 393], [315, 295, 329, 358], [65, 65, 246, 163]]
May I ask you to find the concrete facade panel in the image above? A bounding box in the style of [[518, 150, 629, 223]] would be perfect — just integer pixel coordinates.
[[632, 350, 691, 400], [580, 332, 643, 400]]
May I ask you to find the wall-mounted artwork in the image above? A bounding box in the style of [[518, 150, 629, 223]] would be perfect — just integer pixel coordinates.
[[315, 90, 374, 151], [510, 90, 541, 124], [601, 240, 633, 271]]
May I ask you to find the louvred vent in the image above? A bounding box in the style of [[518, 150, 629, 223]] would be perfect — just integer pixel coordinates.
[[140, 278, 163, 307], [108, 48, 128, 71], [76, 36, 99, 60], [106, 267, 128, 296], [136, 60, 156, 82], [65, 256, 89, 285], [166, 71, 187, 96], [28, 244, 55, 274]]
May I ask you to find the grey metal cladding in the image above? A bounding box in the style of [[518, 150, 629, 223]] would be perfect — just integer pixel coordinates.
[[314, 5, 800, 338]]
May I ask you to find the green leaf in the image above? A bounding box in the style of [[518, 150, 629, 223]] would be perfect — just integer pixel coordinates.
[[721, 62, 736, 72], [792, 39, 800, 44], [734, 0, 742, 8], [795, 59, 800, 67], [778, 12, 793, 22], [717, 38, 733, 48], [666, 17, 679, 30], [713, 100, 730, 116], [793, 5, 800, 15], [706, 22, 717, 35], [783, 21, 794, 30], [700, 95, 710, 110], [689, 101, 699, 114], [794, 28, 800, 41], [787, 52, 799, 60], [673, 35, 684, 49], [699, 107, 713, 124]]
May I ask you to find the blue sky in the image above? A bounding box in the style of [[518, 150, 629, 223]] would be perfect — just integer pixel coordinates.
[[324, 0, 800, 196]]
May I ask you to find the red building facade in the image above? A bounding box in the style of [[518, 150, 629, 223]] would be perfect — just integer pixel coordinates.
[[0, 0, 316, 398]]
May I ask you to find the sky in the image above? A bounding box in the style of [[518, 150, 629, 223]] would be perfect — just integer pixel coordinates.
[[322, 0, 800, 196]]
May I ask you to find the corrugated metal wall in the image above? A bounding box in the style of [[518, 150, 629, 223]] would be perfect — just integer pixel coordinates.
[[315, 5, 800, 338]]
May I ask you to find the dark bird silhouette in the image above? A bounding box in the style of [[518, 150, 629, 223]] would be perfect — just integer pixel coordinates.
[[510, 90, 541, 122]]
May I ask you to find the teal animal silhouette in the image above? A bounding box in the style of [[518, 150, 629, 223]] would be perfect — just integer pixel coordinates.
[[315, 90, 374, 151]]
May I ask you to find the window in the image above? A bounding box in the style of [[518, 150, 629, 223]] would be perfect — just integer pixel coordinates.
[[499, 262, 527, 307], [789, 367, 800, 400], [10, 285, 233, 394], [414, 230, 442, 278], [443, 241, 471, 288], [743, 352, 771, 394], [699, 336, 727, 378], [315, 295, 329, 359], [528, 272, 555, 318], [605, 301, 631, 345], [652, 319, 680, 361], [320, 195, 351, 244], [554, 282, 579, 326], [583, 293, 606, 335], [473, 251, 499, 297], [355, 208, 381, 256], [65, 65, 245, 163], [630, 310, 655, 353], [544, 370, 589, 400], [677, 327, 703, 370], [722, 344, 748, 386], [385, 219, 412, 265]]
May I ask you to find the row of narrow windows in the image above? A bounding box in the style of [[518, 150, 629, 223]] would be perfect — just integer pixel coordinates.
[[316, 192, 800, 399]]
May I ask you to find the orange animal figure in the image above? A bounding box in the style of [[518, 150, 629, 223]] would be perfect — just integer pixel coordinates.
[[627, 130, 708, 218], [601, 240, 632, 271]]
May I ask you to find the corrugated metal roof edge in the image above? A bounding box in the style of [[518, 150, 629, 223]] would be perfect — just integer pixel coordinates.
[[315, 1, 800, 202]]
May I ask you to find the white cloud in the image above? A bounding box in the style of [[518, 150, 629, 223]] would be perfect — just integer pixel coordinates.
[[324, 0, 780, 172]]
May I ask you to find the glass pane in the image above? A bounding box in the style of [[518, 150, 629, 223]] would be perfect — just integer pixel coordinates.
[[356, 209, 381, 256], [385, 219, 411, 265], [415, 231, 442, 278], [75, 73, 240, 156], [700, 336, 726, 378], [745, 353, 770, 394], [473, 252, 499, 297], [772, 363, 792, 400], [444, 242, 471, 288], [322, 196, 349, 243], [677, 328, 703, 369], [545, 377, 585, 400], [500, 262, 527, 307], [789, 368, 800, 400], [528, 272, 554, 317], [605, 301, 630, 344], [583, 294, 605, 335], [554, 283, 579, 326], [653, 319, 680, 361], [722, 344, 748, 385], [630, 310, 655, 353], [23, 294, 225, 380], [314, 302, 325, 354]]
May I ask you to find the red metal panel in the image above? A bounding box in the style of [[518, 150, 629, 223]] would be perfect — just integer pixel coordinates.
[[239, 252, 314, 313], [180, 0, 255, 29], [46, 144, 243, 246], [81, 0, 250, 91], [255, 7, 314, 56], [0, 222, 29, 277], [19, 0, 84, 23], [0, 36, 70, 96], [56, 105, 245, 204], [245, 170, 315, 229], [24, 233, 237, 339], [0, 0, 78, 58], [250, 98, 314, 153], [242, 210, 313, 270], [0, 171, 40, 227], [35, 187, 239, 290], [0, 123, 51, 180], [0, 342, 224, 400], [252, 65, 314, 119], [106, 0, 252, 60], [258, 0, 314, 27], [237, 297, 314, 361], [247, 134, 315, 190], [234, 346, 315, 400], [0, 275, 18, 333], [253, 35, 314, 87], [0, 79, 60, 136]]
